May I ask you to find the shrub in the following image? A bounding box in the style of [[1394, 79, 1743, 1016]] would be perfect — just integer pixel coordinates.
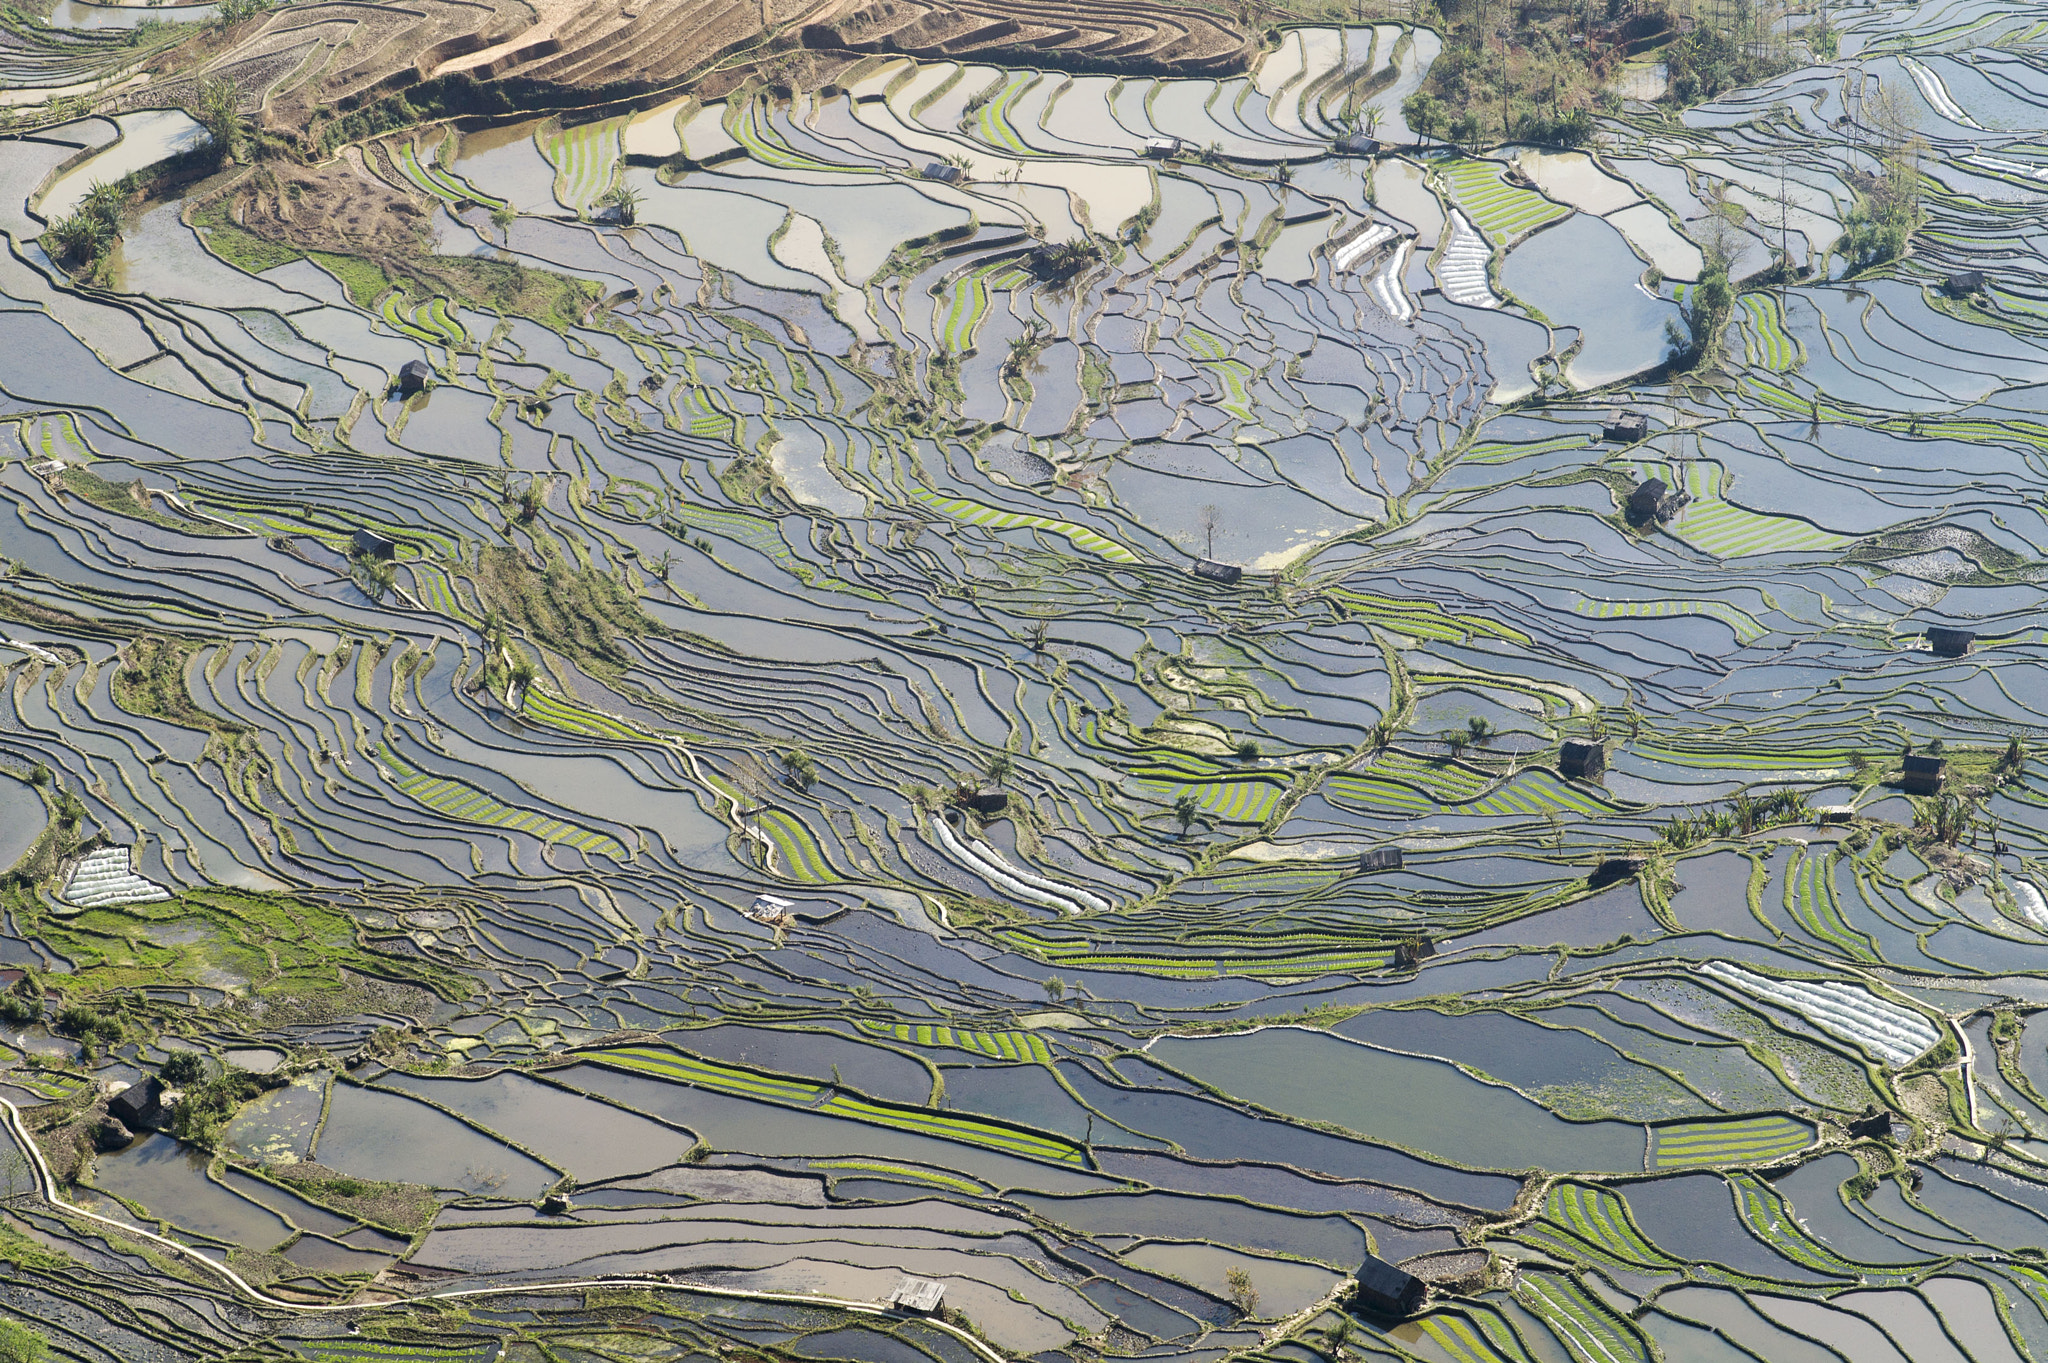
[[53, 1004, 121, 1045], [159, 1050, 206, 1086]]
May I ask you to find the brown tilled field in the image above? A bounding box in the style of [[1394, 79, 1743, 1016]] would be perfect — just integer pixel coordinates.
[[802, 0, 1251, 74], [230, 146, 432, 259], [132, 0, 1253, 147]]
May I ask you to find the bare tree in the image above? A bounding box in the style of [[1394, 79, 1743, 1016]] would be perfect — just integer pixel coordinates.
[[1197, 504, 1222, 559]]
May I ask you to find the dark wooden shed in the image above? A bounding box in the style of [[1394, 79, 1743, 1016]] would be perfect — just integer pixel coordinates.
[[957, 790, 1009, 815], [922, 162, 963, 183], [1142, 136, 1183, 159], [108, 1076, 164, 1130], [1926, 627, 1975, 657], [1627, 478, 1685, 523], [1900, 754, 1946, 795], [352, 529, 396, 560], [397, 359, 432, 395], [1193, 559, 1243, 583], [1602, 410, 1649, 442], [1393, 938, 1435, 969], [1354, 1255, 1427, 1317], [1846, 1107, 1892, 1140], [1359, 846, 1403, 872], [1559, 740, 1606, 779], [1944, 271, 1985, 297], [1334, 133, 1379, 157]]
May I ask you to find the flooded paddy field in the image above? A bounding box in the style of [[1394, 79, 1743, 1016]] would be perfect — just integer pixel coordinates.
[[2, 1, 2048, 1360]]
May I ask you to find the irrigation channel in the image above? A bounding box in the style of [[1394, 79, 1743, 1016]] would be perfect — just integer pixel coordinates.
[[5, 3, 2048, 1363]]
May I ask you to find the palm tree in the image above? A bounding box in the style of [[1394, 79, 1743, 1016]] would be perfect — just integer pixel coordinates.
[[599, 184, 642, 226]]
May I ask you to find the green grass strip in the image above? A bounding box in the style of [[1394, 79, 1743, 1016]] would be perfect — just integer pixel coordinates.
[[911, 486, 1137, 562]]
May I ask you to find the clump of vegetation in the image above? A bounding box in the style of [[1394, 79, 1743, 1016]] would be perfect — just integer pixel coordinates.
[[170, 1065, 282, 1146], [1665, 21, 1796, 104], [1660, 788, 1811, 848], [267, 1161, 440, 1233], [158, 1050, 206, 1086], [0, 1315, 48, 1362], [52, 1002, 123, 1051], [0, 972, 41, 1026], [111, 636, 244, 737], [473, 547, 663, 680], [44, 177, 133, 284]]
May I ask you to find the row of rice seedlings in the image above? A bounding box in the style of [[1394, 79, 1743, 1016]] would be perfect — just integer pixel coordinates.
[[1464, 770, 1623, 818], [541, 116, 628, 211], [1464, 432, 1592, 465], [936, 259, 1031, 353], [910, 487, 1139, 562], [1436, 157, 1568, 243], [1726, 1172, 1903, 1280], [970, 74, 1039, 153], [1535, 1181, 1679, 1270], [1128, 773, 1286, 824], [818, 1092, 1085, 1163], [377, 743, 628, 861], [1646, 1114, 1812, 1169], [809, 1159, 988, 1194], [753, 807, 840, 882], [1738, 292, 1804, 371], [1576, 595, 1769, 647], [1416, 1305, 1540, 1363], [1326, 588, 1529, 644], [727, 96, 845, 175], [1514, 1267, 1651, 1363], [590, 1046, 826, 1104], [1198, 357, 1259, 423], [393, 137, 507, 211], [1654, 460, 1856, 558], [1784, 847, 1880, 962], [862, 1019, 1055, 1062]]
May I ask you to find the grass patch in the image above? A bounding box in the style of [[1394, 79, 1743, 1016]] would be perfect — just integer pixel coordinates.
[[22, 886, 469, 1003], [473, 546, 661, 681], [265, 1161, 441, 1236], [189, 196, 305, 274]]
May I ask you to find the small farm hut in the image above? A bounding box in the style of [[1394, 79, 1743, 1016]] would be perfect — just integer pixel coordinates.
[[1900, 754, 1945, 795], [1559, 740, 1606, 779], [1354, 1256, 1427, 1317]]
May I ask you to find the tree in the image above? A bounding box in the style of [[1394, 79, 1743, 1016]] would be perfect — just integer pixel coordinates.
[[1225, 1265, 1260, 1317], [159, 1050, 206, 1085], [1234, 738, 1259, 761], [1043, 977, 1065, 1002], [1197, 503, 1222, 559], [598, 183, 642, 226], [1172, 791, 1200, 838], [782, 748, 818, 793], [0, 1318, 45, 1363], [491, 205, 517, 239], [0, 1151, 33, 1203], [1402, 92, 1443, 143], [985, 750, 1014, 787], [1467, 716, 1494, 746], [196, 78, 241, 164]]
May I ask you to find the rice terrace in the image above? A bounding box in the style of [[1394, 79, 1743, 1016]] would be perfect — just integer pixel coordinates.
[[4, 0, 2048, 1356]]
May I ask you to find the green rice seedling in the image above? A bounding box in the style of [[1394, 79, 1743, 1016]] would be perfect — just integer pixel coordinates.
[[911, 488, 1138, 562], [1648, 1115, 1812, 1169], [1513, 1268, 1649, 1363]]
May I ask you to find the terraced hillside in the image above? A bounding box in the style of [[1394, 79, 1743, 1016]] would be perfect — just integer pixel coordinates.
[[4, 5, 2048, 1363]]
